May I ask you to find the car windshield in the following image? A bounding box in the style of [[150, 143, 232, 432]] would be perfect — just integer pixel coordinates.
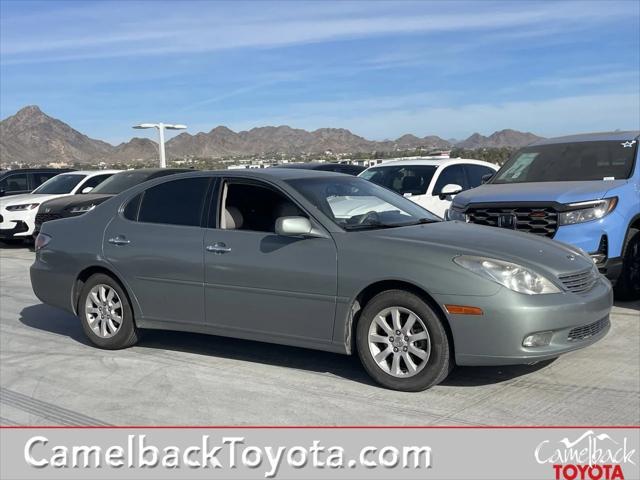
[[492, 140, 637, 183], [91, 171, 154, 194], [32, 174, 86, 194], [287, 176, 440, 230], [359, 165, 438, 196]]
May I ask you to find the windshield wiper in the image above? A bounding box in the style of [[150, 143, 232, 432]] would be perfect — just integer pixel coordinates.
[[412, 217, 438, 225], [343, 217, 437, 231], [342, 223, 396, 231]]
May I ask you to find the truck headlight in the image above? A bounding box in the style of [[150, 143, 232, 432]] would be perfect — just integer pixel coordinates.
[[446, 208, 468, 222], [558, 197, 617, 226], [453, 255, 561, 295], [6, 203, 40, 211], [69, 204, 96, 214]]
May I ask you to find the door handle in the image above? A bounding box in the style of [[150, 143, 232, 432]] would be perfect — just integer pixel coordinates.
[[108, 236, 130, 246], [206, 242, 231, 254]]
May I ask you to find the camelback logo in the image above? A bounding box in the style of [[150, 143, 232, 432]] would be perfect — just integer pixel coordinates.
[[534, 431, 637, 480]]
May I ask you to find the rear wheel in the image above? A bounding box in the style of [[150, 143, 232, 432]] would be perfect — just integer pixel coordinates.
[[78, 273, 140, 349], [356, 290, 452, 391], [615, 228, 640, 300]]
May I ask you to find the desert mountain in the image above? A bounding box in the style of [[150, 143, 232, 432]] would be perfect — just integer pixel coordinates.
[[456, 129, 542, 149], [0, 106, 541, 166], [0, 106, 113, 165]]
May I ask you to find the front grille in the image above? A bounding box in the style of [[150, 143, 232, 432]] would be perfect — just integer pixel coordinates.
[[568, 316, 610, 342], [35, 212, 62, 226], [558, 268, 599, 294], [466, 206, 558, 237]]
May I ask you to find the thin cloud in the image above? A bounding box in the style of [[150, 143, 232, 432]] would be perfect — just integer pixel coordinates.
[[1, 1, 630, 63]]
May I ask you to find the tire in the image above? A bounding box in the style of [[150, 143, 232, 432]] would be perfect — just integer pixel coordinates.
[[356, 290, 453, 391], [78, 273, 140, 349], [615, 228, 640, 301]]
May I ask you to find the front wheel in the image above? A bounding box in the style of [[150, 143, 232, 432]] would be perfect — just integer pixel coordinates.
[[356, 290, 453, 391], [615, 228, 640, 300], [78, 273, 140, 349]]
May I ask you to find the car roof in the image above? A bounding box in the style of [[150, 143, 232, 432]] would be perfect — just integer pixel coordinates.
[[173, 168, 346, 181], [62, 170, 121, 176], [123, 168, 192, 174], [365, 158, 494, 168], [270, 162, 324, 169], [530, 131, 640, 146], [0, 167, 75, 177], [270, 162, 358, 170]]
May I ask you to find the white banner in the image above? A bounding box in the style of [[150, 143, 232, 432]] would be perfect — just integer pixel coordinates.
[[1, 427, 638, 479]]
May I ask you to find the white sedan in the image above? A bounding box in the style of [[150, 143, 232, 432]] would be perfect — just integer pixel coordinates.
[[359, 158, 498, 218], [0, 170, 119, 242]]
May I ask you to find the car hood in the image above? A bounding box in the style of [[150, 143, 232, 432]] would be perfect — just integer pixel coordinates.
[[38, 193, 114, 212], [0, 193, 70, 209], [367, 220, 593, 278], [453, 180, 627, 208]]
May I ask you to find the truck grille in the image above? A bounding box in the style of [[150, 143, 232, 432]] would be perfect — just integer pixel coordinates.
[[35, 212, 62, 226], [558, 268, 599, 294], [567, 316, 609, 342], [466, 206, 558, 237]]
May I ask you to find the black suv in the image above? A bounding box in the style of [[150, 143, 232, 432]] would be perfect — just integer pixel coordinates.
[[270, 162, 365, 175], [0, 168, 75, 197]]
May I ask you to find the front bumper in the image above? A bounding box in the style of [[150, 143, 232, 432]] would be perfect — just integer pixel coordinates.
[[0, 220, 29, 239], [435, 276, 613, 366], [0, 209, 37, 238]]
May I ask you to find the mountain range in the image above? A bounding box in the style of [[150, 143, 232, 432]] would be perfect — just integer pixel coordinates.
[[0, 106, 543, 166]]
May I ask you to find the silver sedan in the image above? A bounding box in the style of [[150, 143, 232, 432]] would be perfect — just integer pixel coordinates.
[[31, 170, 612, 391]]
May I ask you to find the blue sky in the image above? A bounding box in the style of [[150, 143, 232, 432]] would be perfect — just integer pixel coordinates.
[[1, 0, 638, 145]]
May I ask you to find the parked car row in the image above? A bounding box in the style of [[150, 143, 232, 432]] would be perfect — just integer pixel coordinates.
[[0, 170, 119, 242]]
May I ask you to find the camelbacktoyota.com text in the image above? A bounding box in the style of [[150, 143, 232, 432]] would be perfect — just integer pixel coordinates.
[[23, 434, 432, 478]]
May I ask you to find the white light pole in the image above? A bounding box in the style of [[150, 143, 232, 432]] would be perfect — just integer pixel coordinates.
[[133, 123, 187, 168]]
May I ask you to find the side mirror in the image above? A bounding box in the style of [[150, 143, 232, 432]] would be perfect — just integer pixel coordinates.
[[0, 189, 5, 197], [481, 173, 494, 184], [275, 216, 313, 237], [438, 183, 463, 200], [81, 186, 94, 194]]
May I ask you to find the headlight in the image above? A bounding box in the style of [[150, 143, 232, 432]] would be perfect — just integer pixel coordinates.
[[6, 203, 40, 211], [447, 208, 468, 222], [558, 197, 617, 226], [453, 255, 561, 295], [69, 204, 96, 214]]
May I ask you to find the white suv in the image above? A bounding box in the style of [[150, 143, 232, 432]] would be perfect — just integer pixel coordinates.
[[359, 158, 498, 218], [0, 170, 119, 242]]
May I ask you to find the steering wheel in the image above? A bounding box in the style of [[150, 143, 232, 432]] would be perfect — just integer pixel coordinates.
[[357, 210, 380, 225]]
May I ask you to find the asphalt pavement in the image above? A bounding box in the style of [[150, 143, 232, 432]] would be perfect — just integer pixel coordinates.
[[1, 245, 638, 426]]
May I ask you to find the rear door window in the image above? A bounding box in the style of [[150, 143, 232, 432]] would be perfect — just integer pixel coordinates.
[[77, 174, 113, 193], [432, 165, 469, 195], [0, 173, 28, 193], [137, 177, 210, 227], [464, 165, 496, 188]]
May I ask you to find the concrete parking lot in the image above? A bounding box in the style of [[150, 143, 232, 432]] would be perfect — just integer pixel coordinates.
[[1, 245, 638, 426]]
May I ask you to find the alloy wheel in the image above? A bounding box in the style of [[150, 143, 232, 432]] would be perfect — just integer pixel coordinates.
[[367, 306, 431, 378], [84, 284, 123, 338]]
